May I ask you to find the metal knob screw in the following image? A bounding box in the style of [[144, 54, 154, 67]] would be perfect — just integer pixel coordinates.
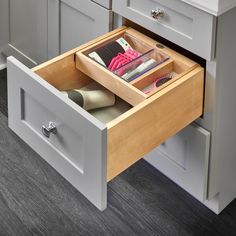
[[151, 9, 165, 20], [42, 122, 57, 138]]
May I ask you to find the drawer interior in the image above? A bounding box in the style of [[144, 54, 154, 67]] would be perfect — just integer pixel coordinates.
[[33, 53, 132, 125], [33, 27, 200, 126]]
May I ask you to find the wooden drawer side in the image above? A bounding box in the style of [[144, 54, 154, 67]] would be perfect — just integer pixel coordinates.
[[107, 67, 204, 181]]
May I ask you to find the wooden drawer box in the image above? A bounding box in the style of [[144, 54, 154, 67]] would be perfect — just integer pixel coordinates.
[[112, 0, 216, 60], [7, 27, 204, 210]]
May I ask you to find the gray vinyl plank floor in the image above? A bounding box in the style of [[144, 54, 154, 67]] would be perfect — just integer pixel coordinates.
[[0, 68, 236, 236]]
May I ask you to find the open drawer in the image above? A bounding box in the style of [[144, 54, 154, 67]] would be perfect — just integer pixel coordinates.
[[7, 27, 204, 210]]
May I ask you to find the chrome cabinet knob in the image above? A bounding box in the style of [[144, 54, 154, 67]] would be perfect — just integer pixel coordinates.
[[151, 9, 165, 20], [42, 122, 57, 138]]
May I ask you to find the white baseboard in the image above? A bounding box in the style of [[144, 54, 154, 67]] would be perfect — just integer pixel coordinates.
[[0, 54, 6, 70], [0, 64, 6, 70]]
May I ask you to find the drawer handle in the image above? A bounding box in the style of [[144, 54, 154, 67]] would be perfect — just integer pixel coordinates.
[[42, 122, 57, 138], [151, 9, 165, 20]]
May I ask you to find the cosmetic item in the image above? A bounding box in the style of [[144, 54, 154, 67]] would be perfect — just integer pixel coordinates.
[[88, 37, 132, 67], [108, 49, 141, 71], [122, 58, 158, 81], [62, 89, 116, 111], [142, 72, 177, 94]]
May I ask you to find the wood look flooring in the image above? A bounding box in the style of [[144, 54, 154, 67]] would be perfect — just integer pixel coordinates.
[[0, 68, 236, 236]]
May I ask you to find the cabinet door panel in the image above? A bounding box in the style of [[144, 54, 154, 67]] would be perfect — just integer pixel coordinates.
[[145, 124, 210, 201], [0, 0, 9, 50], [60, 0, 111, 53], [9, 0, 48, 64]]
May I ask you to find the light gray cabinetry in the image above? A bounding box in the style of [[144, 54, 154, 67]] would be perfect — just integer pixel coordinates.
[[112, 0, 236, 214], [145, 124, 210, 202], [206, 8, 236, 211], [113, 0, 216, 60], [7, 57, 107, 210], [7, 26, 205, 211], [9, 0, 47, 63], [3, 0, 58, 67], [0, 0, 8, 49], [60, 0, 111, 53], [3, 0, 111, 66], [6, 0, 236, 215]]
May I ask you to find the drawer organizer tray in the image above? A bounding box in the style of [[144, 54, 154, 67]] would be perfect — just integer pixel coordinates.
[[7, 26, 204, 210], [76, 27, 200, 106]]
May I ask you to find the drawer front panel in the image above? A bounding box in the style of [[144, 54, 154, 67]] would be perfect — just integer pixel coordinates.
[[145, 124, 210, 201], [7, 57, 108, 211], [112, 0, 216, 60], [23, 91, 84, 170]]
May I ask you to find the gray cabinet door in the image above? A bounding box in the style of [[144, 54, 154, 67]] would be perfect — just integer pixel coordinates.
[[8, 0, 48, 65], [3, 0, 111, 66], [0, 0, 8, 49], [60, 0, 111, 53], [3, 0, 59, 67], [145, 124, 210, 202]]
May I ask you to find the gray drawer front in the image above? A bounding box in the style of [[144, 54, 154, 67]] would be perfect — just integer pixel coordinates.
[[113, 0, 216, 60], [7, 57, 108, 211], [145, 124, 210, 201]]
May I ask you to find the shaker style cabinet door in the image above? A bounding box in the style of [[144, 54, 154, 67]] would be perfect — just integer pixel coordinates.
[[3, 0, 59, 66], [60, 0, 112, 53], [6, 0, 48, 65], [3, 0, 111, 66]]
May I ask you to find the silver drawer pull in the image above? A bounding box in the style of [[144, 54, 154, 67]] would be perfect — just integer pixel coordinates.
[[151, 9, 165, 20], [42, 122, 57, 138]]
